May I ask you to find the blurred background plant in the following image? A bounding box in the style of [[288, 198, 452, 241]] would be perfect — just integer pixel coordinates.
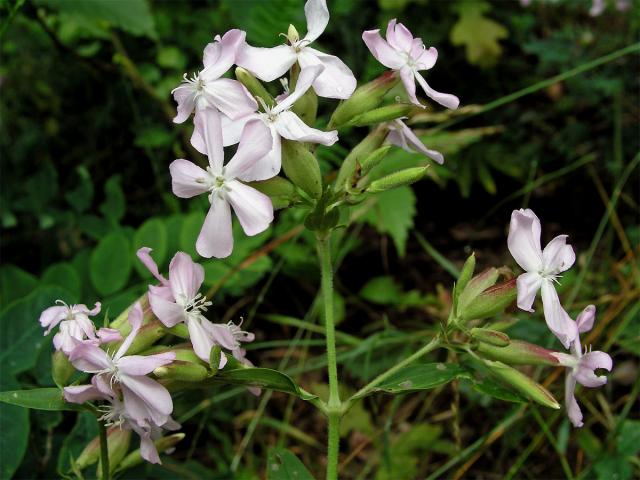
[[0, 0, 638, 478]]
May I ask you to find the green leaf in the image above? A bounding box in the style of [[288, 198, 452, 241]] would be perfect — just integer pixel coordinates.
[[617, 420, 640, 456], [133, 218, 168, 278], [157, 46, 187, 70], [0, 372, 28, 479], [42, 262, 81, 302], [360, 276, 402, 305], [99, 175, 125, 225], [593, 455, 632, 480], [64, 165, 94, 213], [266, 448, 314, 480], [0, 388, 80, 411], [450, 0, 508, 68], [179, 211, 205, 258], [471, 378, 527, 403], [361, 186, 416, 257], [38, 0, 157, 38], [354, 363, 469, 399], [0, 265, 37, 309], [90, 232, 132, 296], [213, 368, 317, 401]]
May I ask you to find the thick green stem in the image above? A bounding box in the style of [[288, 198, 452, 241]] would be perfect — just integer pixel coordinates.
[[98, 419, 110, 480], [317, 233, 341, 480]]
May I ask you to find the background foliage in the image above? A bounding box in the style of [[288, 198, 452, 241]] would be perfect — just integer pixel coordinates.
[[1, 0, 638, 478]]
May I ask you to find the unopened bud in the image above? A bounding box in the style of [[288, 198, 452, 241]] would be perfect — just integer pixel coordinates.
[[335, 126, 387, 191], [235, 67, 275, 107], [366, 166, 428, 193], [248, 176, 298, 209], [281, 139, 323, 199], [485, 360, 560, 409], [348, 104, 413, 127], [287, 24, 300, 43], [477, 340, 560, 367], [154, 361, 208, 382], [460, 279, 517, 322], [110, 295, 149, 330], [52, 350, 75, 387], [470, 327, 510, 347], [457, 268, 499, 312], [210, 345, 223, 374], [117, 433, 185, 473], [360, 145, 392, 176], [329, 71, 400, 128], [165, 323, 190, 339], [78, 427, 131, 473], [291, 78, 318, 125], [453, 253, 476, 316], [118, 320, 166, 355]]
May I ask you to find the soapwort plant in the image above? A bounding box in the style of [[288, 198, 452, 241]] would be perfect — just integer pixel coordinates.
[[0, 1, 614, 478]]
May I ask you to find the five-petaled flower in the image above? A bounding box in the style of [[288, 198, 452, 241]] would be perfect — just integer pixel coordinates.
[[385, 118, 444, 164], [550, 306, 613, 427], [237, 0, 356, 100], [508, 208, 578, 348], [363, 19, 459, 110]]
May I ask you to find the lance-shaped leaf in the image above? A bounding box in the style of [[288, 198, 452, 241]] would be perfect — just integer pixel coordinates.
[[0, 388, 83, 411], [210, 367, 318, 401], [267, 448, 315, 480]]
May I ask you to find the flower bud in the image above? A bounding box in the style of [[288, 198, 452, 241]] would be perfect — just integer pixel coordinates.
[[209, 345, 223, 374], [287, 24, 300, 43], [52, 350, 75, 387], [165, 323, 190, 339], [477, 340, 560, 367], [453, 253, 476, 315], [348, 104, 414, 127], [291, 68, 318, 126], [459, 279, 517, 322], [109, 295, 149, 330], [484, 360, 560, 409], [154, 361, 208, 382], [281, 139, 323, 199], [366, 166, 428, 193], [329, 71, 400, 128], [113, 320, 166, 356], [235, 67, 275, 107], [470, 327, 510, 347], [248, 176, 298, 209], [360, 145, 392, 176], [335, 126, 387, 191], [77, 427, 131, 472], [117, 433, 185, 473], [457, 268, 499, 312]]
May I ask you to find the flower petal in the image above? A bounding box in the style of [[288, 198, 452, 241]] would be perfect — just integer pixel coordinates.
[[565, 374, 583, 427], [303, 0, 329, 43], [542, 235, 575, 274], [516, 271, 543, 312], [140, 432, 161, 464], [226, 180, 274, 236], [576, 305, 596, 334], [64, 384, 106, 404], [169, 160, 210, 199], [168, 252, 205, 304], [192, 113, 256, 153], [399, 66, 419, 105], [171, 84, 196, 124], [541, 281, 578, 348], [414, 71, 460, 110], [238, 126, 281, 183], [201, 323, 238, 351], [575, 351, 612, 388], [362, 29, 404, 70], [196, 196, 233, 259], [298, 49, 356, 99], [414, 46, 438, 71], [386, 19, 414, 52], [387, 119, 444, 164], [69, 343, 111, 372], [40, 305, 68, 333], [118, 352, 176, 376], [136, 247, 168, 284], [149, 293, 185, 327], [225, 120, 274, 181], [237, 44, 297, 82], [273, 63, 324, 113], [203, 78, 258, 120], [121, 376, 173, 425], [201, 29, 245, 79], [187, 316, 215, 362], [194, 107, 225, 172], [507, 208, 544, 273], [114, 302, 144, 360], [96, 327, 122, 344], [274, 110, 338, 145]]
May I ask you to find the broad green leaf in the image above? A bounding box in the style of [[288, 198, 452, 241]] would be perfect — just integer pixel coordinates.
[[617, 420, 640, 456], [57, 412, 99, 475], [0, 265, 37, 309], [133, 218, 168, 278], [64, 165, 94, 213], [450, 0, 508, 68], [90, 232, 132, 296], [213, 368, 317, 401], [360, 276, 402, 305], [354, 363, 469, 399], [179, 211, 205, 258], [38, 0, 157, 39], [99, 175, 126, 225], [42, 262, 81, 301], [0, 388, 80, 411], [0, 372, 28, 479], [593, 455, 632, 480], [361, 186, 416, 257], [0, 286, 71, 375], [266, 448, 314, 480]]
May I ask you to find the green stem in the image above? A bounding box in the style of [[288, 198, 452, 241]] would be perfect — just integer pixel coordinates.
[[346, 336, 441, 408], [98, 419, 110, 480], [317, 232, 341, 480]]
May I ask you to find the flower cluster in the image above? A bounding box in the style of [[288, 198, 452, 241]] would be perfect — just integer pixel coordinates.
[[508, 209, 612, 427]]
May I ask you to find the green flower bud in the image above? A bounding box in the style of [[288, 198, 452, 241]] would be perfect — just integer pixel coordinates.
[[235, 67, 275, 107], [97, 427, 131, 477], [460, 279, 517, 322], [329, 71, 400, 128], [470, 327, 510, 347], [348, 104, 413, 127], [287, 24, 300, 43], [281, 139, 323, 199], [360, 145, 392, 176], [248, 176, 298, 209], [335, 126, 387, 191], [477, 340, 560, 367], [111, 320, 166, 356], [453, 253, 476, 316], [366, 166, 428, 193], [52, 350, 75, 387], [154, 360, 208, 382], [485, 360, 560, 410], [116, 433, 185, 473], [209, 345, 223, 374], [165, 323, 189, 339], [457, 268, 499, 312]]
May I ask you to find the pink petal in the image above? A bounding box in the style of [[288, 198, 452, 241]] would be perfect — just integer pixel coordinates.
[[236, 44, 297, 82], [171, 84, 196, 124], [362, 29, 404, 70], [225, 120, 274, 181], [64, 384, 106, 404], [237, 125, 281, 183], [74, 313, 97, 340], [516, 272, 542, 312], [201, 29, 246, 78], [414, 46, 438, 71], [386, 19, 414, 52], [541, 281, 578, 348], [136, 247, 168, 284], [576, 305, 596, 333], [140, 433, 161, 464], [96, 328, 122, 344], [69, 343, 111, 372], [114, 302, 144, 360], [149, 293, 185, 327], [576, 351, 612, 388], [40, 305, 68, 333], [121, 375, 173, 420], [542, 235, 576, 274], [226, 180, 274, 236], [414, 71, 460, 110], [72, 302, 101, 317], [303, 0, 329, 43], [507, 209, 543, 273], [118, 352, 175, 376], [201, 323, 238, 350], [273, 64, 324, 114], [194, 107, 225, 173], [187, 316, 215, 362], [565, 374, 583, 427], [274, 110, 338, 145], [169, 160, 210, 199], [388, 119, 444, 164], [168, 252, 205, 303], [192, 113, 256, 153], [204, 78, 258, 120], [299, 49, 356, 99], [399, 66, 420, 106], [196, 197, 234, 259]]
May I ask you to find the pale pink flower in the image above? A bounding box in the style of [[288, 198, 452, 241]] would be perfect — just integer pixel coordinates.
[[137, 247, 173, 301], [171, 29, 257, 123], [170, 108, 274, 259], [68, 302, 175, 426], [362, 19, 459, 110], [191, 65, 338, 180], [386, 118, 444, 164], [507, 209, 578, 348], [237, 0, 356, 100], [551, 306, 613, 427]]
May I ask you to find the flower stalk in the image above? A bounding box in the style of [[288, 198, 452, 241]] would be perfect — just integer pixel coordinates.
[[98, 419, 110, 480]]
